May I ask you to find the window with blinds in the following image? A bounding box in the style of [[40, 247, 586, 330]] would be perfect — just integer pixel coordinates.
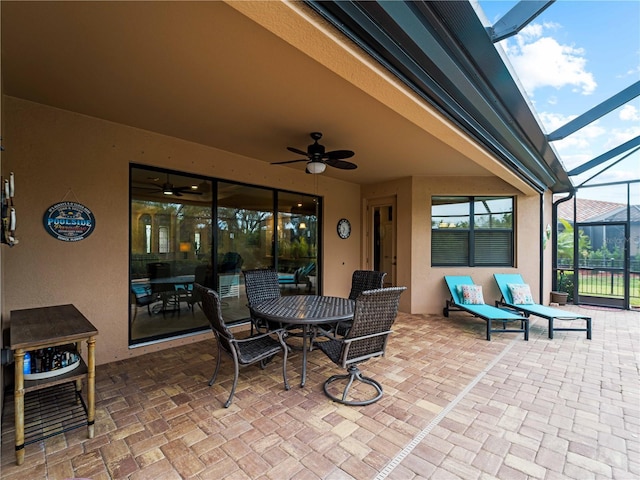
[[431, 196, 514, 266]]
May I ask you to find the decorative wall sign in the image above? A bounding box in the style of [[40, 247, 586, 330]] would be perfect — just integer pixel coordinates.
[[43, 201, 96, 242]]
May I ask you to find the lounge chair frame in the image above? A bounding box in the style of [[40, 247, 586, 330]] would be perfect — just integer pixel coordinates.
[[493, 274, 592, 339], [443, 276, 529, 341]]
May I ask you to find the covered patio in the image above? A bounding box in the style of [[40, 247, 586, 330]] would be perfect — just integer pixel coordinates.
[[2, 305, 637, 479], [1, 1, 639, 477]]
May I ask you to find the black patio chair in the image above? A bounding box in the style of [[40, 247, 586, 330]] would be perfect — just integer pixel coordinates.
[[196, 283, 289, 408], [348, 270, 387, 300], [243, 268, 282, 332], [314, 286, 405, 406], [187, 264, 209, 310], [333, 270, 387, 336], [147, 262, 183, 314], [130, 283, 157, 323]]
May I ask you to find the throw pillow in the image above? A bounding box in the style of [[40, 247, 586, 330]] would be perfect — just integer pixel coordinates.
[[460, 284, 485, 305], [508, 283, 534, 305]]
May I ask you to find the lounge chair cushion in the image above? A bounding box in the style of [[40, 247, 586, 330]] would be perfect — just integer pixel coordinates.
[[459, 284, 485, 305], [508, 283, 534, 305]]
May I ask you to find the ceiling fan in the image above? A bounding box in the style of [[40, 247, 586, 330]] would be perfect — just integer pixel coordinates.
[[134, 174, 203, 197], [271, 132, 357, 174]]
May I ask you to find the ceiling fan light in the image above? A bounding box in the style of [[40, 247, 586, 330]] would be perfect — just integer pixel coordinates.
[[307, 161, 326, 174], [162, 183, 174, 195]]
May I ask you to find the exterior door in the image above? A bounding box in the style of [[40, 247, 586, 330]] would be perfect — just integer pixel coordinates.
[[575, 221, 628, 308], [367, 197, 396, 287]]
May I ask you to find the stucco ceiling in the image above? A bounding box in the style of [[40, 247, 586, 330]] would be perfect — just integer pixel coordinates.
[[1, 1, 501, 186]]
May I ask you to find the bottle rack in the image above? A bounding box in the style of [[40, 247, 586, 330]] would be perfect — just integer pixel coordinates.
[[24, 344, 82, 381]]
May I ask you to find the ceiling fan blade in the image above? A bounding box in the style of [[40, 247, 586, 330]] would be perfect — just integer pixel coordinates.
[[324, 149, 354, 160], [271, 159, 308, 165], [287, 146, 308, 156], [325, 158, 358, 170], [175, 187, 203, 195]]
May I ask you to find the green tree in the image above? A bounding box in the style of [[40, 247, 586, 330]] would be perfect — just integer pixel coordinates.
[[556, 218, 591, 265]]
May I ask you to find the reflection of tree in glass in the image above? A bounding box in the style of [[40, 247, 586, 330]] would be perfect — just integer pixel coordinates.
[[217, 207, 270, 235]]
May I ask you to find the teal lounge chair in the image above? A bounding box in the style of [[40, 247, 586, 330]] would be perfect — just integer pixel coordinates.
[[493, 274, 592, 340], [443, 276, 529, 341], [278, 262, 315, 292]]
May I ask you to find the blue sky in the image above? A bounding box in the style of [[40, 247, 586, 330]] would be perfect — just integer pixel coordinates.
[[474, 1, 639, 202]]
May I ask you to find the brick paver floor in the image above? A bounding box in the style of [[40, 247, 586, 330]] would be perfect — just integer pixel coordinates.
[[1, 305, 638, 479]]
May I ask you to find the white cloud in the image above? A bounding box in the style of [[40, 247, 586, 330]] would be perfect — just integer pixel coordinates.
[[619, 104, 639, 121], [538, 111, 606, 142], [603, 124, 640, 151], [618, 65, 640, 79], [503, 23, 596, 96]]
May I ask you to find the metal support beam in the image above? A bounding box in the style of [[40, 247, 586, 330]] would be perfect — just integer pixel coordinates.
[[548, 81, 640, 141], [568, 136, 640, 176], [577, 146, 640, 187], [487, 1, 555, 43]]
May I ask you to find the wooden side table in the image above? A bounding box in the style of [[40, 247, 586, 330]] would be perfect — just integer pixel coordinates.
[[10, 304, 98, 465]]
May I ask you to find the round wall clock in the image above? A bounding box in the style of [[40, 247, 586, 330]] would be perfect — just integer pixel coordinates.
[[337, 218, 351, 239]]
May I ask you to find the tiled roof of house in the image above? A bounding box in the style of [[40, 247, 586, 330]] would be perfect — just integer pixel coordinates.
[[557, 198, 625, 222]]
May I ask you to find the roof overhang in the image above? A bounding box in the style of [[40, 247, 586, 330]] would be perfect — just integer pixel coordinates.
[[1, 1, 569, 194]]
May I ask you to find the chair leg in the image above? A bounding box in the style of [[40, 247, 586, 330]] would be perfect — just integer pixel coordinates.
[[224, 361, 240, 408], [208, 350, 222, 387], [323, 365, 383, 406], [278, 331, 290, 391], [260, 356, 275, 369]]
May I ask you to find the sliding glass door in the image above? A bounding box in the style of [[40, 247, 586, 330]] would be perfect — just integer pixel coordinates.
[[130, 165, 321, 345], [277, 191, 319, 295], [130, 167, 213, 344]]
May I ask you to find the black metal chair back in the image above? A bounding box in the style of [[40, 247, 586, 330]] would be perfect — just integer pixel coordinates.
[[197, 283, 235, 354], [195, 283, 289, 407], [194, 264, 209, 286], [343, 286, 404, 364], [243, 268, 282, 331], [243, 268, 281, 305], [348, 270, 387, 300], [187, 264, 210, 309], [147, 262, 171, 279], [147, 262, 181, 312], [316, 286, 406, 405]]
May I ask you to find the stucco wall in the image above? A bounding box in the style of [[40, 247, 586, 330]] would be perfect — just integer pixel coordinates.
[[2, 97, 361, 365], [363, 176, 549, 314], [0, 25, 4, 416]]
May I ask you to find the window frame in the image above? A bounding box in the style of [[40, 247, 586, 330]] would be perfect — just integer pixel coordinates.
[[431, 196, 514, 267]]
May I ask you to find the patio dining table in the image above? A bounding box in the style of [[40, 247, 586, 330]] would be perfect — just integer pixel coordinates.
[[148, 275, 195, 313], [251, 295, 354, 387], [148, 274, 195, 288]]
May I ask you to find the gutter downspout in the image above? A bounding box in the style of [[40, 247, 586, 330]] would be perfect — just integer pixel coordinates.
[[552, 191, 575, 294], [539, 193, 544, 304]]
